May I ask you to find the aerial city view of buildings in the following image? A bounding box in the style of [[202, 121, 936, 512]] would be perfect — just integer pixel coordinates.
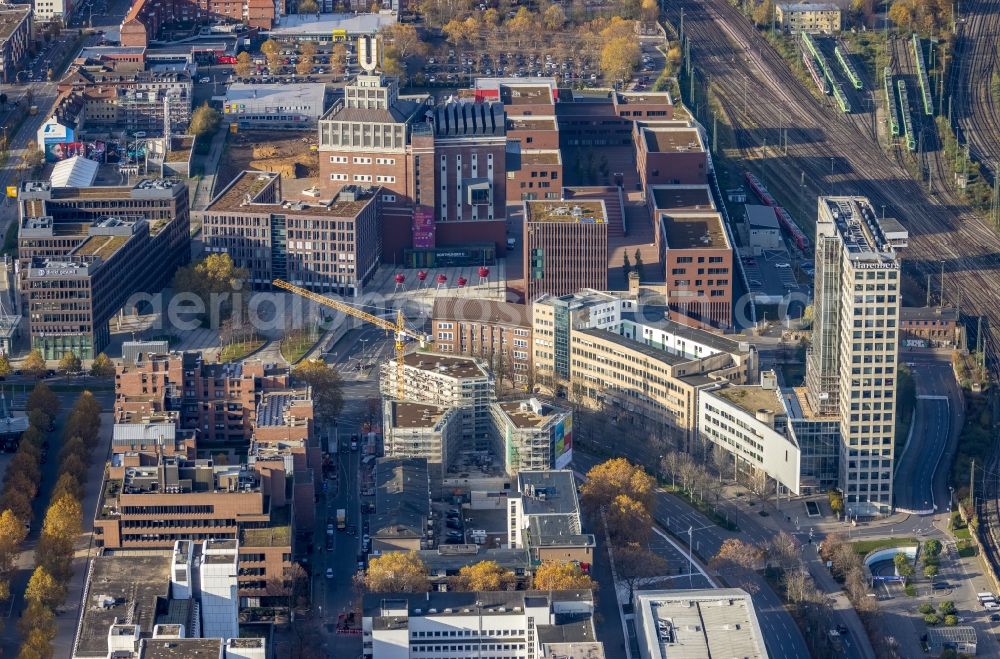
[[0, 0, 995, 657]]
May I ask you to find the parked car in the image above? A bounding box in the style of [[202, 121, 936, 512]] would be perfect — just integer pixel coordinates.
[[325, 568, 334, 579], [326, 523, 335, 536]]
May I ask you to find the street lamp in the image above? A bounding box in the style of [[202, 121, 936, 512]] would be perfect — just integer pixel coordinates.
[[687, 526, 694, 587], [949, 486, 954, 512]]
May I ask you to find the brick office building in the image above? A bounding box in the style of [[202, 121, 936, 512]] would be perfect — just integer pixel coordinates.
[[634, 123, 709, 188], [17, 179, 190, 359], [115, 353, 292, 449], [431, 297, 532, 389], [661, 210, 734, 329], [121, 0, 280, 49], [523, 199, 608, 301], [200, 171, 383, 295]]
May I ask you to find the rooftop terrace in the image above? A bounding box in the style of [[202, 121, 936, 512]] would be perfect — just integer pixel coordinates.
[[525, 200, 607, 224], [390, 401, 451, 429], [714, 385, 784, 417], [496, 399, 567, 429], [206, 170, 376, 217], [241, 504, 291, 547], [73, 234, 129, 260]]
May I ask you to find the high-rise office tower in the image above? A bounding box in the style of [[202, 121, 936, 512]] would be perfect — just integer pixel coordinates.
[[805, 196, 908, 515]]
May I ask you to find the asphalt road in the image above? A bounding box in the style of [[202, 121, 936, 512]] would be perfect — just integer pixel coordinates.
[[572, 450, 813, 659], [893, 355, 963, 514], [0, 389, 115, 656]]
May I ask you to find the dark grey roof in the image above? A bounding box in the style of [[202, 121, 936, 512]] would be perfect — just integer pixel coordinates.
[[536, 618, 599, 645], [139, 638, 223, 659], [417, 546, 530, 574], [517, 470, 579, 516], [745, 204, 779, 229], [432, 297, 530, 328], [430, 102, 505, 138], [899, 306, 959, 322], [373, 458, 430, 538], [528, 516, 595, 548], [325, 99, 422, 124]]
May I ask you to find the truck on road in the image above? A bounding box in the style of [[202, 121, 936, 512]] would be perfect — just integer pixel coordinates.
[[336, 509, 346, 530]]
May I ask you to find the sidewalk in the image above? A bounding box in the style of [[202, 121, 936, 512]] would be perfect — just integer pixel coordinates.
[[54, 412, 114, 657]]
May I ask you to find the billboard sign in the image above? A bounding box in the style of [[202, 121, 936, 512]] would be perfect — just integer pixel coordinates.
[[44, 142, 85, 162], [554, 415, 572, 469], [412, 205, 435, 249]]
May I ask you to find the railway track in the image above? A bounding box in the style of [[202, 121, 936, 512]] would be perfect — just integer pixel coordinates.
[[668, 0, 1000, 374], [977, 456, 1000, 590], [949, 0, 1000, 177]]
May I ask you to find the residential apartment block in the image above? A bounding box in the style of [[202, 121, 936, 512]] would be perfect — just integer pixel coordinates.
[[54, 68, 193, 136], [380, 352, 496, 449], [431, 297, 532, 389], [17, 179, 190, 359], [120, 0, 280, 49], [805, 196, 906, 514], [775, 1, 842, 33], [382, 400, 462, 483], [114, 352, 293, 448], [362, 589, 603, 659], [490, 399, 573, 475], [523, 199, 609, 302], [0, 6, 32, 84], [200, 171, 382, 295], [35, 0, 72, 21]]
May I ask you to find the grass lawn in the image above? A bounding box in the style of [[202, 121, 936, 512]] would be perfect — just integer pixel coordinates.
[[279, 332, 317, 364], [220, 339, 265, 363], [850, 537, 919, 556]]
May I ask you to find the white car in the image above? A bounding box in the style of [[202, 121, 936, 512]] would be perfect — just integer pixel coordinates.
[[325, 568, 334, 579], [327, 523, 335, 536], [199, 76, 211, 83]]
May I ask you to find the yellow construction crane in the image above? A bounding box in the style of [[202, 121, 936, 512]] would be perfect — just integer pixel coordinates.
[[273, 278, 424, 399]]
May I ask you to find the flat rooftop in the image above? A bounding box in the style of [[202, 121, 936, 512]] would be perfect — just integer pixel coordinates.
[[265, 11, 397, 36], [784, 387, 838, 421], [643, 128, 702, 153], [0, 6, 29, 42], [224, 83, 326, 110], [403, 352, 490, 380], [661, 212, 729, 250], [713, 385, 783, 417], [499, 85, 556, 106], [650, 185, 716, 212], [507, 118, 557, 131], [576, 327, 689, 367], [390, 401, 451, 429], [241, 504, 291, 547], [206, 170, 376, 216], [525, 200, 607, 224], [518, 470, 579, 516], [76, 551, 171, 657], [637, 589, 767, 659], [521, 151, 561, 165], [496, 399, 567, 429], [73, 234, 130, 260], [616, 91, 672, 105], [141, 638, 224, 658]]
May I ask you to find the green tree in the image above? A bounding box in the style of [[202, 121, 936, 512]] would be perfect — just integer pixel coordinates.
[[90, 352, 114, 377], [292, 359, 344, 422], [0, 353, 11, 377], [189, 102, 220, 139], [938, 600, 956, 616], [22, 349, 46, 378], [51, 471, 83, 503], [298, 0, 319, 12], [58, 351, 81, 373], [752, 0, 775, 26], [22, 142, 44, 172]]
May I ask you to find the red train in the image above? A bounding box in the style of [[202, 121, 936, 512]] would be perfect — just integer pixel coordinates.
[[774, 206, 810, 252], [744, 172, 775, 207]]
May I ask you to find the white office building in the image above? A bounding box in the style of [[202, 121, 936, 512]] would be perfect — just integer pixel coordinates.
[[199, 539, 240, 642], [362, 590, 604, 659], [634, 589, 768, 659], [699, 371, 802, 494], [805, 196, 906, 515]]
